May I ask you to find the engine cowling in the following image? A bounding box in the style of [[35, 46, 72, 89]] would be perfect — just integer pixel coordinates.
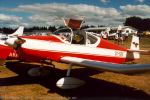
[[5, 37, 25, 49], [5, 37, 17, 47]]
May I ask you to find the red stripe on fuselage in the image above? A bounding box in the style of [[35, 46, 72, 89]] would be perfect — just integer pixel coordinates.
[[17, 48, 131, 64], [98, 38, 127, 51], [0, 45, 14, 60]]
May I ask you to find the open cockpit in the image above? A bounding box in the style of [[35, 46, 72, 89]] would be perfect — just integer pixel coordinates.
[[53, 28, 100, 47]]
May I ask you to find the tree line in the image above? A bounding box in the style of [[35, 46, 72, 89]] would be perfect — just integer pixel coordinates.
[[124, 16, 150, 31], [0, 16, 150, 34], [0, 25, 90, 34], [0, 26, 57, 34]]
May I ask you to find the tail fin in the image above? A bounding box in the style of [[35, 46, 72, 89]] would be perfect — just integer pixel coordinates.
[[8, 26, 24, 37], [130, 35, 140, 59], [127, 36, 150, 55], [117, 25, 122, 33], [105, 27, 110, 36]]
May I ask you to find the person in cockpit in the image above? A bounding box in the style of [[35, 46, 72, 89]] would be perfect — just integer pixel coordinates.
[[72, 30, 86, 44]]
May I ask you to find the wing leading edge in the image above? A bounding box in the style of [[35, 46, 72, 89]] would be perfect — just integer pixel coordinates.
[[61, 56, 150, 73]]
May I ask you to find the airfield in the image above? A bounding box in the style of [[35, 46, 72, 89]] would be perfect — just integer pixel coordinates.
[[0, 36, 150, 100]]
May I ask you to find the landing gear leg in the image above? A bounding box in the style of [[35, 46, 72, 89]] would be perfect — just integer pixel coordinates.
[[56, 64, 85, 89], [66, 64, 73, 77]]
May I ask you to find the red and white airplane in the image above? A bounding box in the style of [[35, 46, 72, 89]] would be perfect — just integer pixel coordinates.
[[0, 26, 24, 60], [1, 17, 150, 89]]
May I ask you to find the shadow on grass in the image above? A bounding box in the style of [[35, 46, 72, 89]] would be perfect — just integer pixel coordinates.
[[0, 61, 150, 100]]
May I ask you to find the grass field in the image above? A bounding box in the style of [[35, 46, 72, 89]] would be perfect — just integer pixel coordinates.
[[0, 36, 150, 100]]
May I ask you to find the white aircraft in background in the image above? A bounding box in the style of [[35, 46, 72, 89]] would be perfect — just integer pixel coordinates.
[[101, 25, 127, 40], [0, 26, 24, 41], [85, 26, 129, 40], [84, 27, 112, 39], [0, 26, 24, 45]]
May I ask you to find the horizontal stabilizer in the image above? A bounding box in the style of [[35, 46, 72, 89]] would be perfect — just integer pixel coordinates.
[[61, 57, 150, 73], [127, 49, 150, 55]]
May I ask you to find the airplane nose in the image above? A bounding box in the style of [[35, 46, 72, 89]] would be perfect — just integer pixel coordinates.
[[5, 37, 25, 49], [5, 38, 17, 47]]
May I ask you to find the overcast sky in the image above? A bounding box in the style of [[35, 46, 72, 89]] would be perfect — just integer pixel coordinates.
[[0, 0, 150, 28]]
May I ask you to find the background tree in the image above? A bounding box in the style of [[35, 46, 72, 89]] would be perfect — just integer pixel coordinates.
[[124, 16, 150, 31]]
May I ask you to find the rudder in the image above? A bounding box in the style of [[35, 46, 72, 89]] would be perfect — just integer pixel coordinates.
[[130, 35, 140, 59]]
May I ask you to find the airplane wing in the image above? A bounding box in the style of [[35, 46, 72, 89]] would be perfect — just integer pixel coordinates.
[[61, 56, 150, 73], [108, 33, 116, 37]]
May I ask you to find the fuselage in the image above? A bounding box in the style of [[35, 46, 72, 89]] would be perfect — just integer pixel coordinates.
[[12, 34, 132, 64]]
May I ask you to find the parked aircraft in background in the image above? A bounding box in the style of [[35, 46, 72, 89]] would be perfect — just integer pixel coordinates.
[[99, 25, 128, 41], [0, 26, 24, 60], [1, 17, 150, 89], [0, 26, 24, 40], [84, 25, 133, 41]]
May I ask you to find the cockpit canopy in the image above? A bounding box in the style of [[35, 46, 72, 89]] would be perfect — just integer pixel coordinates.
[[53, 28, 99, 46]]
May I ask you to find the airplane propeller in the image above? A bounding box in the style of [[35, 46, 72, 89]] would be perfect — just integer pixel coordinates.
[[5, 37, 26, 50]]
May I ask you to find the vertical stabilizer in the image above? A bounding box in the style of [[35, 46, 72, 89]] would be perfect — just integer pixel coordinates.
[[105, 27, 110, 36], [117, 25, 122, 33], [130, 35, 140, 59], [8, 26, 24, 37]]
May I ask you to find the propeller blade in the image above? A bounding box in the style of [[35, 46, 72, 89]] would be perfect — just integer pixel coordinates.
[[5, 37, 26, 49], [15, 37, 26, 45]]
